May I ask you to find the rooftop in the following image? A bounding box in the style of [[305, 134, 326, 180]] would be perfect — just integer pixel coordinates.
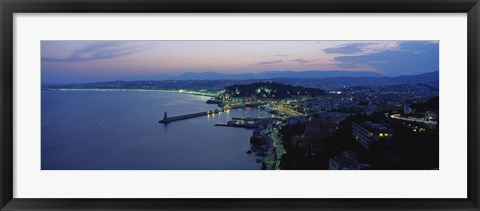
[[354, 121, 392, 133]]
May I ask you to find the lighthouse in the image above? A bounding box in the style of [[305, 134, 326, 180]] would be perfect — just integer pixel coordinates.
[[163, 112, 168, 122], [159, 112, 169, 124]]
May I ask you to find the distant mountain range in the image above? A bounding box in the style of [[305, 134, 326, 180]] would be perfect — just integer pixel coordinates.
[[45, 71, 439, 91], [122, 70, 384, 81]]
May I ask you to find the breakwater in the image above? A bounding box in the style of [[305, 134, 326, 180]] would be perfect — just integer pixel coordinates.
[[159, 104, 244, 124]]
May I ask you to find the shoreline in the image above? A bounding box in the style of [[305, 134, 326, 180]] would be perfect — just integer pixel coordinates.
[[46, 88, 217, 97], [47, 88, 277, 170]]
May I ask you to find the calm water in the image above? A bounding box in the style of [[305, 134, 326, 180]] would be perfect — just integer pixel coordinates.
[[41, 90, 271, 170]]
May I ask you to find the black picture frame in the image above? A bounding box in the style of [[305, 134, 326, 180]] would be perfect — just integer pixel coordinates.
[[1, 0, 479, 210]]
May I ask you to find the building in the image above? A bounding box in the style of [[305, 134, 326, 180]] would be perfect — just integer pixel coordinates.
[[352, 121, 394, 149], [329, 150, 369, 170], [303, 113, 345, 141], [296, 113, 346, 155]]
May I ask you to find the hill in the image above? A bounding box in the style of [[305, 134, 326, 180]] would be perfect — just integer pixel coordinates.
[[222, 82, 326, 99]]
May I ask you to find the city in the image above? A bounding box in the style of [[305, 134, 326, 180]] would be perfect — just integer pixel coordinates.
[[41, 40, 439, 170], [44, 73, 439, 170]]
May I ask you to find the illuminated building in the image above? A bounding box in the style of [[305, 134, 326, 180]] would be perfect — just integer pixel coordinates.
[[352, 121, 394, 149]]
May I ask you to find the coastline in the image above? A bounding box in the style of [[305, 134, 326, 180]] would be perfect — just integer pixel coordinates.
[[46, 88, 279, 170], [46, 88, 217, 98]]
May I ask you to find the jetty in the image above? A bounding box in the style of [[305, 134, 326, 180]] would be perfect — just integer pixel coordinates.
[[159, 104, 245, 124]]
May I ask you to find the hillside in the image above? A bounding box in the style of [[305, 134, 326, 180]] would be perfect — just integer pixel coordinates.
[[222, 82, 326, 99]]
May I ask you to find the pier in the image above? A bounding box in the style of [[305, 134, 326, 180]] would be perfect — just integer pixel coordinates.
[[159, 104, 245, 124]]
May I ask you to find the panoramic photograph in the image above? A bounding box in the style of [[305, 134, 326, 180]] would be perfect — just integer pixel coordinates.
[[41, 40, 439, 170]]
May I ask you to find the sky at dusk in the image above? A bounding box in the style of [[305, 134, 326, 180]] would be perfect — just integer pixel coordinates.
[[41, 40, 439, 84]]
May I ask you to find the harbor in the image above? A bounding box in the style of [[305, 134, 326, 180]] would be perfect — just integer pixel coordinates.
[[159, 103, 265, 124]]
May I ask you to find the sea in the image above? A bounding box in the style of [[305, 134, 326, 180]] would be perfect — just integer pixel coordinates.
[[41, 90, 272, 170]]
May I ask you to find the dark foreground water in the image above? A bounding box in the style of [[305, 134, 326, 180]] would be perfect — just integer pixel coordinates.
[[41, 90, 271, 170]]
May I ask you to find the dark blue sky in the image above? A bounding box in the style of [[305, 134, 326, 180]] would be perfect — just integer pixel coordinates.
[[329, 41, 439, 76]]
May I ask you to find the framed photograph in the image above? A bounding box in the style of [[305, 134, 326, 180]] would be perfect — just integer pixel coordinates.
[[1, 0, 479, 210]]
